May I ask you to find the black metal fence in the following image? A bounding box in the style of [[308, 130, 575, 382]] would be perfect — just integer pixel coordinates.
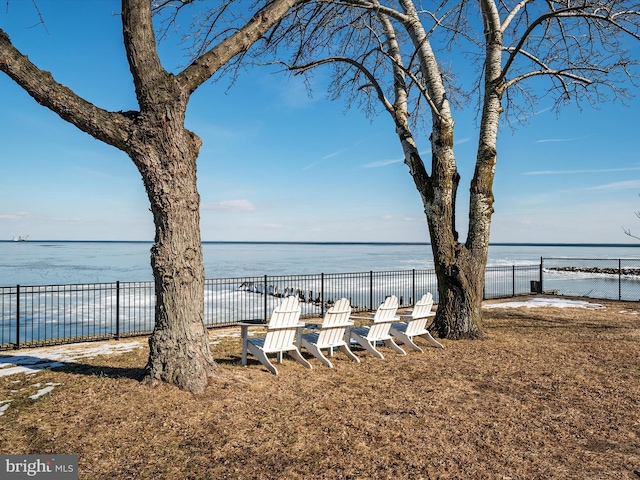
[[0, 264, 540, 350], [3, 259, 635, 351], [541, 257, 640, 301]]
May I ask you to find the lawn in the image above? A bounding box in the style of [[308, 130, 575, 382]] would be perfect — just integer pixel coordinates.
[[0, 296, 639, 479]]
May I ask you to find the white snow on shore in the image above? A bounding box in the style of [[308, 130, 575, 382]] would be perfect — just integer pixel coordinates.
[[0, 341, 143, 378], [483, 298, 605, 309]]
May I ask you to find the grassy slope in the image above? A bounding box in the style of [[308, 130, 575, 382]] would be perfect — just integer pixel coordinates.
[[0, 297, 638, 479]]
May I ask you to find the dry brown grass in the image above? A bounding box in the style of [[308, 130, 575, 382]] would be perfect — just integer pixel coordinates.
[[0, 296, 639, 479]]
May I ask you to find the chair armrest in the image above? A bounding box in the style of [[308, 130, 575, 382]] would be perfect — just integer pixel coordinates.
[[319, 321, 354, 329], [398, 311, 435, 319], [349, 315, 373, 321], [409, 313, 436, 320], [373, 318, 399, 324], [264, 323, 306, 331]]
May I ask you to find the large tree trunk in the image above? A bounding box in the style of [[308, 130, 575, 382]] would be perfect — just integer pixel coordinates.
[[387, 1, 486, 340], [144, 181, 216, 393], [390, 0, 502, 340], [121, 0, 219, 393], [430, 242, 485, 340], [396, 101, 487, 339], [425, 0, 502, 340], [129, 101, 217, 394], [144, 161, 216, 393], [425, 119, 486, 340]]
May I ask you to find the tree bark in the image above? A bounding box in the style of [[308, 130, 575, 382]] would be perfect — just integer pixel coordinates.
[[424, 0, 503, 340], [424, 120, 484, 340], [120, 0, 216, 393], [429, 240, 484, 340], [127, 100, 217, 393]]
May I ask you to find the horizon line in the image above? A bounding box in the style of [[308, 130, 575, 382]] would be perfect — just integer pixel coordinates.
[[3, 240, 640, 247]]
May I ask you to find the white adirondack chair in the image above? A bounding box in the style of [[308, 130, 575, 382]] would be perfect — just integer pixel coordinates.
[[300, 298, 360, 368], [390, 293, 444, 352], [349, 295, 406, 359], [241, 296, 312, 375]]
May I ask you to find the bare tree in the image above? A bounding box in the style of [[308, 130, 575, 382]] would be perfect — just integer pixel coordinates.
[[265, 0, 640, 338], [623, 194, 640, 240], [0, 0, 303, 393]]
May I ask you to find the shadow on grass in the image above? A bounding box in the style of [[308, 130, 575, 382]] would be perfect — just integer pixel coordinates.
[[53, 362, 146, 381], [215, 354, 242, 367], [485, 310, 632, 331], [0, 353, 146, 382], [214, 350, 320, 369]]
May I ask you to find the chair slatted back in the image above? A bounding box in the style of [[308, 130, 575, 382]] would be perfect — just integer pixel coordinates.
[[368, 295, 399, 339], [404, 293, 434, 336], [263, 296, 302, 351], [317, 298, 352, 347]]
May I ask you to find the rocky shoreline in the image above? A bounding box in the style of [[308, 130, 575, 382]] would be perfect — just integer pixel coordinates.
[[547, 266, 640, 275]]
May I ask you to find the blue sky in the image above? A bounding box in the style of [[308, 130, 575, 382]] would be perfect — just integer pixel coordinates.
[[2, 1, 640, 243]]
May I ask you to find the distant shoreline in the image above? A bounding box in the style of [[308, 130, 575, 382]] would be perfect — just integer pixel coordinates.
[[2, 240, 640, 247]]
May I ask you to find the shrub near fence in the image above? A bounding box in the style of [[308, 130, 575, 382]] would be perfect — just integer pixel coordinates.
[[0, 263, 552, 350]]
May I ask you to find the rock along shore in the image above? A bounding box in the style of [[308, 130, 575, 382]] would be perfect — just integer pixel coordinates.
[[547, 266, 640, 276]]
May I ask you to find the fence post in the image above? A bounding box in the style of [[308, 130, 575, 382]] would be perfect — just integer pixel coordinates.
[[115, 281, 120, 341], [264, 275, 268, 322], [540, 257, 544, 293], [15, 285, 20, 350], [412, 269, 416, 306], [369, 271, 373, 311], [619, 259, 622, 301], [320, 273, 324, 317], [512, 265, 515, 297]]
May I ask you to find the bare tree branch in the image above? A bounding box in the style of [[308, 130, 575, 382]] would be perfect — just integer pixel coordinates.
[[0, 29, 133, 150], [177, 0, 305, 95]]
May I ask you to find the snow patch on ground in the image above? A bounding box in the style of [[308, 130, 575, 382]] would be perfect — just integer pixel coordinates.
[[0, 382, 65, 416], [0, 342, 142, 416], [208, 330, 241, 346], [0, 400, 12, 416], [28, 382, 63, 400], [0, 341, 142, 378], [483, 298, 605, 310]]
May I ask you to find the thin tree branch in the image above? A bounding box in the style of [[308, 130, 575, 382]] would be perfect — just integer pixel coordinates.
[[290, 56, 396, 115], [177, 0, 305, 95]]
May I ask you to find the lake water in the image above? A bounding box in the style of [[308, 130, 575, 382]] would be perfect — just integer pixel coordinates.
[[2, 241, 640, 287], [3, 241, 640, 345]]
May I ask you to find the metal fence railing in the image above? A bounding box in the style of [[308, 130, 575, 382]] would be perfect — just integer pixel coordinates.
[[541, 258, 640, 301], [1, 265, 538, 350], [484, 264, 542, 300], [9, 258, 640, 351]]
